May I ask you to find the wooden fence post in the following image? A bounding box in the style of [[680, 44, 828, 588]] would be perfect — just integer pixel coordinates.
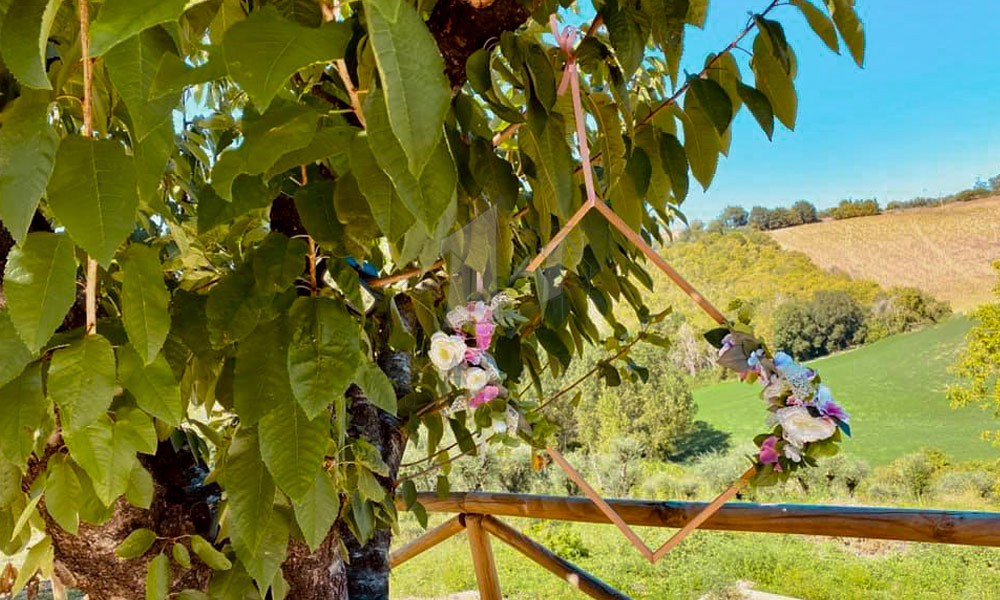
[[466, 514, 502, 600]]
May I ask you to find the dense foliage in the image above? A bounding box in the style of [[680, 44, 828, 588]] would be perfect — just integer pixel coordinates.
[[0, 0, 866, 596], [747, 200, 819, 230], [948, 263, 1000, 446]]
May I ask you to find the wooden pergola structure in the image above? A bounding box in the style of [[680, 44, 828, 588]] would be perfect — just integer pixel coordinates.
[[391, 492, 1000, 600]]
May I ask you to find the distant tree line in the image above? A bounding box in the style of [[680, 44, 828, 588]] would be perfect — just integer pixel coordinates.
[[887, 174, 1000, 211], [822, 198, 882, 220]]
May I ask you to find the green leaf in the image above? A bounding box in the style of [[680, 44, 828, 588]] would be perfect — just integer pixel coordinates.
[[121, 245, 171, 364], [126, 463, 155, 509], [212, 102, 319, 200], [354, 361, 397, 415], [518, 113, 573, 228], [642, 0, 688, 86], [172, 541, 192, 569], [49, 335, 116, 433], [349, 492, 375, 544], [351, 439, 388, 477], [233, 317, 293, 425], [525, 44, 556, 112], [146, 553, 171, 600], [363, 0, 450, 175], [435, 474, 450, 499], [292, 471, 339, 552], [0, 458, 21, 508], [223, 428, 276, 559], [293, 180, 346, 253], [105, 29, 179, 205], [397, 479, 417, 510], [752, 31, 797, 130], [47, 137, 139, 267], [190, 534, 232, 570], [206, 265, 263, 348], [792, 0, 839, 54], [63, 419, 132, 505], [469, 140, 519, 211], [221, 7, 352, 110], [2, 232, 77, 352], [737, 82, 775, 141], [287, 297, 361, 419], [11, 493, 42, 541], [586, 93, 627, 187], [536, 327, 571, 369], [259, 398, 328, 502], [116, 527, 158, 559], [357, 468, 384, 502], [252, 232, 308, 295], [827, 0, 864, 67], [0, 93, 59, 241], [687, 76, 733, 134], [0, 0, 63, 89], [349, 133, 415, 244], [676, 100, 721, 190], [90, 0, 209, 56], [0, 310, 34, 391], [363, 89, 456, 233], [118, 346, 183, 427], [11, 536, 52, 597], [332, 173, 382, 261], [233, 507, 288, 590], [44, 454, 81, 534], [0, 363, 46, 464], [178, 591, 211, 600], [265, 125, 356, 180], [601, 0, 649, 76], [269, 0, 322, 26], [105, 28, 180, 141]]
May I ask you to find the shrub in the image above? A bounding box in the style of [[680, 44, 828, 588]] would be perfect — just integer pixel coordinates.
[[526, 522, 590, 559], [773, 290, 867, 360], [932, 470, 995, 501], [830, 198, 881, 220]]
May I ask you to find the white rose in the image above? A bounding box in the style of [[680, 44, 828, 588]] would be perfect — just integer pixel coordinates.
[[776, 406, 837, 447], [446, 306, 471, 329], [463, 367, 490, 392], [430, 332, 466, 372]]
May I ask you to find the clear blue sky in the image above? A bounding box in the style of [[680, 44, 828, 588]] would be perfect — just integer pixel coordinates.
[[674, 0, 1000, 221]]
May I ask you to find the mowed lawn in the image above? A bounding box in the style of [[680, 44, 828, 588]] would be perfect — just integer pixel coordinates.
[[694, 317, 998, 465], [768, 196, 1000, 312]]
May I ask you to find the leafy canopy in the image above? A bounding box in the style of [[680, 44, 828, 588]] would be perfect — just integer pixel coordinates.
[[0, 0, 864, 596]]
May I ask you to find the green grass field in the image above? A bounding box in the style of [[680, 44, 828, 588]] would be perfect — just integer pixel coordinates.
[[694, 316, 997, 465]]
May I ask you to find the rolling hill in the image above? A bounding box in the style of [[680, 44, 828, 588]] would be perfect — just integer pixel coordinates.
[[768, 196, 1000, 311], [693, 317, 996, 465]]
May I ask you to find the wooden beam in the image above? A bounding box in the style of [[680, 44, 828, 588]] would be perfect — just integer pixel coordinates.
[[466, 514, 502, 600], [389, 515, 465, 568], [409, 492, 1000, 547], [481, 515, 632, 600]]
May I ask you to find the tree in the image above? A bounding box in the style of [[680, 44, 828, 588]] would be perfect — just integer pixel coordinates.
[[948, 263, 1000, 446], [718, 205, 749, 229], [790, 200, 819, 224], [773, 290, 867, 359], [749, 206, 771, 230], [0, 0, 865, 597]]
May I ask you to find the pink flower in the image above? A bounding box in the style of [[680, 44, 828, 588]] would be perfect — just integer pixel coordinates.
[[759, 436, 783, 472], [465, 347, 484, 365], [469, 384, 501, 408], [475, 321, 495, 349]]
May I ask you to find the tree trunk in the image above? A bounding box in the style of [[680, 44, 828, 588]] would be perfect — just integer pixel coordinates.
[[339, 351, 412, 600]]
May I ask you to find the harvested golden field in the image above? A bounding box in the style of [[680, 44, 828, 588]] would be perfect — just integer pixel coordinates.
[[768, 196, 1000, 311]]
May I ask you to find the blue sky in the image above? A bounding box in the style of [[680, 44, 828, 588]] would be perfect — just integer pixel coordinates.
[[672, 0, 1000, 221]]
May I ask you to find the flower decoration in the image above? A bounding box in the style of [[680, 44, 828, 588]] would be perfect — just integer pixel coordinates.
[[705, 326, 852, 485], [434, 296, 517, 411]]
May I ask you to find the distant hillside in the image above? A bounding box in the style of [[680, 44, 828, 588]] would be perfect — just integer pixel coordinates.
[[768, 196, 1000, 311]]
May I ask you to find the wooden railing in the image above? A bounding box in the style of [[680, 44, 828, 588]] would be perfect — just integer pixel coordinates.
[[390, 492, 1000, 600]]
